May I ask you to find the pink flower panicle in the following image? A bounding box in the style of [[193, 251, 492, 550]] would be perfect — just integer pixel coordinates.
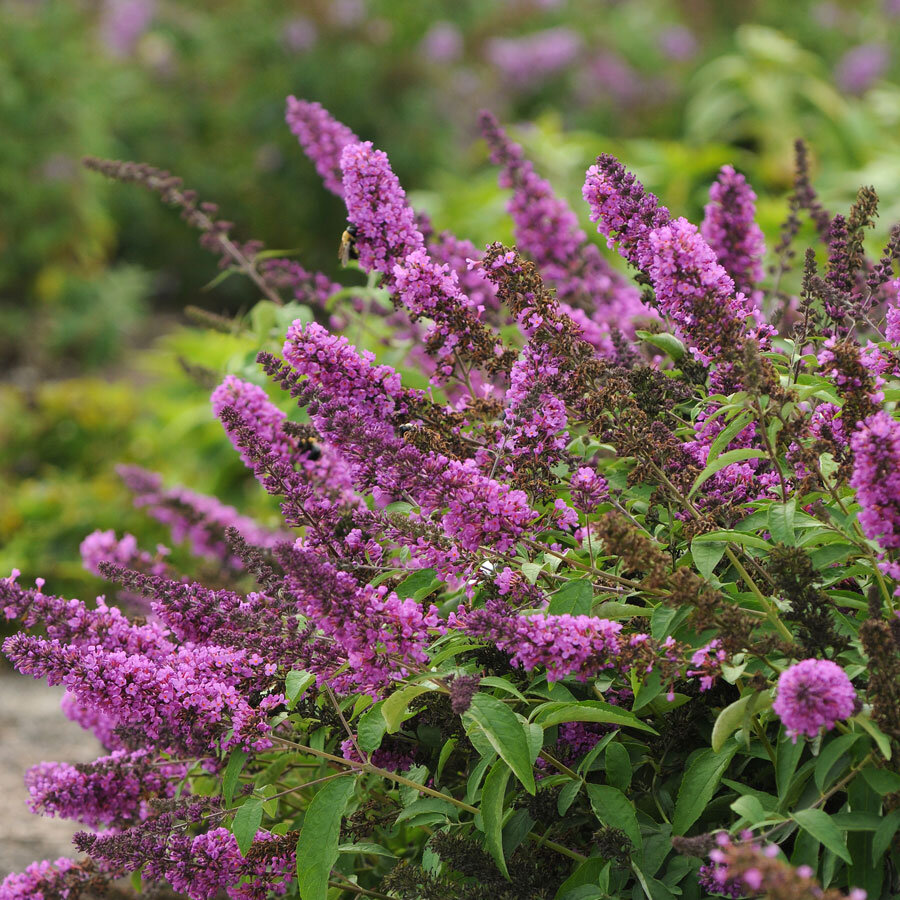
[[0, 857, 93, 900], [339, 140, 424, 287], [645, 217, 771, 364], [211, 376, 298, 470], [280, 320, 536, 560], [704, 832, 867, 900], [80, 530, 169, 610], [450, 598, 624, 681], [480, 111, 644, 335], [773, 658, 856, 740], [884, 278, 900, 342], [25, 749, 181, 829], [850, 411, 900, 552], [701, 164, 766, 297], [391, 248, 509, 381], [582, 153, 670, 269], [285, 96, 359, 196]]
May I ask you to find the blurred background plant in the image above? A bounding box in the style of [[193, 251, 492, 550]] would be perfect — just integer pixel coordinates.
[[4, 0, 900, 592]]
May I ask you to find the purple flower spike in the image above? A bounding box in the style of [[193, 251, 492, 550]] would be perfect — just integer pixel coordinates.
[[701, 165, 766, 297], [480, 111, 643, 334], [286, 97, 359, 196], [340, 141, 424, 287], [851, 411, 900, 552]]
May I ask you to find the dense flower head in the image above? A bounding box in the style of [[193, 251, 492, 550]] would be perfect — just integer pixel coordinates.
[[282, 320, 408, 425], [0, 856, 92, 900], [582, 153, 670, 268], [60, 689, 121, 749], [480, 111, 644, 336], [3, 632, 282, 753], [340, 140, 424, 285], [285, 96, 359, 196], [2, 569, 173, 659], [9, 99, 900, 900], [24, 749, 180, 828], [569, 467, 609, 512], [280, 319, 536, 559], [211, 376, 296, 469], [884, 278, 900, 342], [850, 411, 900, 551], [392, 247, 509, 380], [701, 164, 766, 297], [773, 658, 857, 739], [645, 216, 769, 363], [704, 832, 867, 900], [451, 599, 624, 680], [81, 529, 145, 576]]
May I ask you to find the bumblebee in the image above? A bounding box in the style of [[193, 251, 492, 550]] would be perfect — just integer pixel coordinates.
[[297, 435, 322, 462], [338, 222, 359, 266]]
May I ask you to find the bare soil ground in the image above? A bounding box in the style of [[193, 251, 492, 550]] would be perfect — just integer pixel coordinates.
[[0, 673, 101, 881]]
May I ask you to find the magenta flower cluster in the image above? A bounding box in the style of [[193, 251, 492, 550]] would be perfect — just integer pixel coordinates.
[[773, 658, 857, 740], [701, 164, 766, 297], [851, 411, 900, 554]]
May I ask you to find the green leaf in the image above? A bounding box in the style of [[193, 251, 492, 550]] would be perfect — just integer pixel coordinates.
[[814, 733, 860, 793], [223, 748, 248, 807], [711, 695, 752, 754], [861, 767, 900, 795], [851, 714, 892, 760], [587, 784, 642, 852], [296, 776, 357, 900], [285, 670, 316, 710], [554, 857, 609, 900], [466, 694, 536, 795], [481, 759, 512, 879], [521, 562, 545, 585], [650, 606, 689, 641], [250, 300, 280, 337], [557, 779, 582, 816], [605, 742, 632, 792], [336, 842, 396, 858], [533, 700, 657, 734], [730, 794, 768, 827], [672, 743, 737, 834], [705, 409, 754, 461], [479, 676, 528, 702], [548, 580, 593, 616], [394, 796, 458, 823], [382, 683, 435, 733], [232, 797, 263, 855], [692, 530, 772, 551], [395, 568, 439, 600], [356, 703, 387, 753], [848, 777, 882, 898], [873, 808, 900, 864], [632, 670, 664, 713], [636, 330, 685, 361], [792, 808, 851, 864], [776, 729, 805, 798], [689, 449, 765, 499], [692, 538, 727, 580], [768, 499, 796, 545]]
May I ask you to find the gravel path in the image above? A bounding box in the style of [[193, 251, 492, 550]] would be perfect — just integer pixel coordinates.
[[0, 673, 101, 881]]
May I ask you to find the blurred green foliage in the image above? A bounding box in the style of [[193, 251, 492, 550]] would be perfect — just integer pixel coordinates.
[[5, 0, 900, 601], [5, 0, 900, 371]]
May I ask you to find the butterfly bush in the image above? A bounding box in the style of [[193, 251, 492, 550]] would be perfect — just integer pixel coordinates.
[[4, 102, 900, 900]]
